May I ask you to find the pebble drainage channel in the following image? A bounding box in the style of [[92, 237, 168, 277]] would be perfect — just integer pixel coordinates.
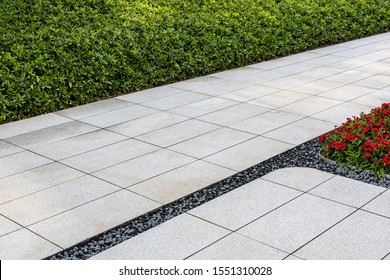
[[46, 138, 390, 260]]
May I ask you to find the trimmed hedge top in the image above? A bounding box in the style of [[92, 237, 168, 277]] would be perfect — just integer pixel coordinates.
[[1, 0, 389, 122]]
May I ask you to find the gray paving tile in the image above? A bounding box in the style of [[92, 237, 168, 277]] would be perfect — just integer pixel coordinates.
[[0, 175, 120, 226], [0, 140, 23, 158], [29, 129, 127, 161], [0, 215, 21, 237], [189, 178, 301, 230], [308, 45, 350, 55], [5, 121, 98, 149], [322, 70, 373, 84], [56, 98, 133, 120], [61, 139, 159, 173], [188, 233, 287, 260], [90, 214, 230, 260], [0, 151, 52, 179], [309, 176, 385, 208], [171, 76, 226, 92], [204, 136, 293, 171], [318, 85, 374, 101], [79, 105, 159, 128], [29, 190, 160, 248], [218, 85, 280, 102], [238, 194, 354, 253], [169, 97, 238, 118], [115, 86, 184, 103], [261, 75, 315, 90], [295, 210, 390, 260], [353, 74, 390, 89], [0, 229, 61, 260], [142, 92, 210, 110], [130, 160, 235, 204], [384, 254, 390, 260], [248, 90, 311, 109], [188, 80, 255, 96], [355, 62, 390, 74], [279, 96, 342, 116], [263, 117, 336, 145], [210, 67, 265, 81], [312, 103, 373, 124], [262, 167, 335, 192], [304, 55, 346, 66], [299, 66, 345, 79], [288, 80, 344, 95], [362, 190, 390, 218], [332, 48, 376, 58], [169, 127, 254, 159], [136, 119, 219, 147], [351, 90, 390, 107], [0, 162, 83, 205], [93, 149, 195, 187], [106, 111, 188, 137], [0, 113, 71, 139], [229, 110, 303, 135], [197, 103, 269, 126]]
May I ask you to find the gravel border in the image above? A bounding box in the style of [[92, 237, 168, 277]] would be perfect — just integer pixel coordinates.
[[46, 137, 390, 260]]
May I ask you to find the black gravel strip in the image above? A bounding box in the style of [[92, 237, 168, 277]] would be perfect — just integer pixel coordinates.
[[45, 138, 390, 260]]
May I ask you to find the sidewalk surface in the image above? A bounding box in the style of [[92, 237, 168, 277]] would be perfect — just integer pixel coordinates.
[[0, 32, 390, 260]]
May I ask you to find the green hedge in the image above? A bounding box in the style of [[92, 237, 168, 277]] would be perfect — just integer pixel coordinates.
[[1, 0, 389, 123]]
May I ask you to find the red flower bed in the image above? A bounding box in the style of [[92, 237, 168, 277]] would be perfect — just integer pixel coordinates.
[[319, 103, 390, 177]]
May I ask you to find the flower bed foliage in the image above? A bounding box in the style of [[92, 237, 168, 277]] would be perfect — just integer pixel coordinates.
[[1, 0, 390, 123], [319, 103, 390, 177]]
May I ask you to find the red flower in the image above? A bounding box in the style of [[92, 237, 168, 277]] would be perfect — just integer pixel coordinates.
[[365, 152, 371, 158]]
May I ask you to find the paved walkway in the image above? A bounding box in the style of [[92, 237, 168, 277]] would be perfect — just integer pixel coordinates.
[[0, 32, 390, 260]]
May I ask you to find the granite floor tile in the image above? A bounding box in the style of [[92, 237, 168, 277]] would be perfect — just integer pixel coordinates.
[[197, 103, 269, 126], [0, 229, 61, 260], [0, 175, 120, 226], [0, 151, 52, 179], [28, 190, 160, 248], [136, 119, 219, 147], [0, 140, 23, 158], [115, 86, 184, 103], [188, 80, 255, 96], [238, 194, 354, 253], [189, 178, 301, 230], [204, 136, 293, 171], [0, 215, 21, 237], [188, 233, 287, 260], [318, 85, 374, 101], [79, 105, 159, 128], [169, 127, 254, 159], [218, 85, 280, 102], [142, 92, 210, 110], [170, 76, 225, 92], [169, 97, 238, 118], [294, 210, 390, 259], [351, 90, 390, 107], [93, 149, 195, 187], [0, 113, 71, 139], [263, 117, 336, 145], [5, 121, 99, 149], [129, 160, 235, 204], [312, 103, 373, 124], [0, 162, 83, 205], [247, 90, 311, 109], [61, 139, 159, 173], [210, 67, 265, 81], [261, 75, 315, 90], [279, 96, 342, 116], [56, 98, 133, 120], [106, 111, 188, 138], [309, 176, 385, 208], [299, 65, 345, 79], [363, 190, 390, 218], [262, 167, 335, 192], [90, 214, 230, 260], [353, 74, 390, 89], [288, 80, 344, 95], [284, 255, 304, 260], [229, 110, 303, 135], [29, 129, 127, 161]]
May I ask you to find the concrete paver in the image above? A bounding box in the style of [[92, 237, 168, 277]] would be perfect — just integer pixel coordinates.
[[0, 32, 389, 259]]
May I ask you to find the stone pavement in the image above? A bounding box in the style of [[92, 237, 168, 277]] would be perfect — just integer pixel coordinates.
[[0, 32, 390, 260]]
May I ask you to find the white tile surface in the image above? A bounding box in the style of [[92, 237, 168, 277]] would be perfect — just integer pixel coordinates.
[[90, 214, 230, 260]]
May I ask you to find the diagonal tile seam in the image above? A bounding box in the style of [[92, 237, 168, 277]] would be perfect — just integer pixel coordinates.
[[44, 135, 390, 260], [382, 252, 390, 260], [285, 190, 390, 259]]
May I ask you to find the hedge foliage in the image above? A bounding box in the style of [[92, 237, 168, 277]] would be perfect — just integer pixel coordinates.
[[1, 0, 389, 122]]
